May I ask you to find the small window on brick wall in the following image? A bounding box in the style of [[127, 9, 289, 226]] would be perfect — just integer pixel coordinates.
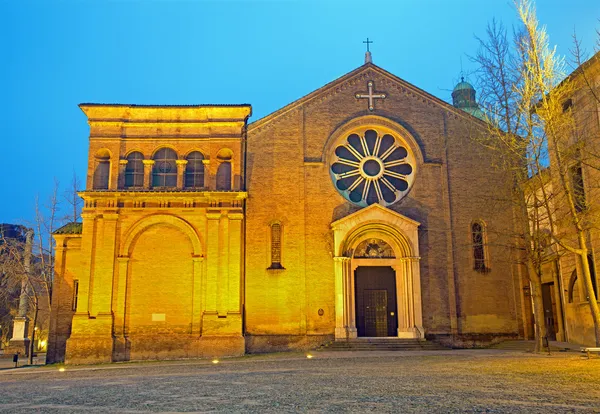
[[472, 221, 490, 273], [570, 165, 586, 212], [568, 271, 578, 303], [72, 280, 79, 312], [268, 222, 284, 270]]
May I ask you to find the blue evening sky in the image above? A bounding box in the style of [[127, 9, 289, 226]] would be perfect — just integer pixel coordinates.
[[1, 0, 598, 225]]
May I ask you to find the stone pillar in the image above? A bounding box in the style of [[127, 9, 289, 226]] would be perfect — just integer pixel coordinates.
[[142, 160, 154, 189], [118, 159, 128, 189], [202, 159, 212, 190], [90, 213, 118, 316], [228, 213, 243, 312], [334, 256, 351, 339], [410, 257, 424, 337], [192, 256, 204, 335], [176, 160, 188, 190], [205, 211, 220, 313], [346, 260, 357, 338], [217, 212, 229, 316], [112, 256, 129, 362]]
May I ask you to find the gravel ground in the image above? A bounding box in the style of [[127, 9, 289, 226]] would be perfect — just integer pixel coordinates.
[[0, 350, 599, 413]]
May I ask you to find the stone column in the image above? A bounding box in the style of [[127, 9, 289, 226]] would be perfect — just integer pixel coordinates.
[[118, 160, 128, 189], [393, 263, 408, 334], [202, 159, 211, 190], [142, 160, 155, 189], [334, 256, 351, 339], [346, 260, 357, 338], [176, 160, 188, 190]]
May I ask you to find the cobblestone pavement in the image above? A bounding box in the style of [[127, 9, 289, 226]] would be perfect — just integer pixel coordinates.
[[0, 350, 599, 413]]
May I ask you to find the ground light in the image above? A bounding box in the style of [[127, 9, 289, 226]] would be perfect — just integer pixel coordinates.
[[59, 368, 65, 372], [212, 359, 219, 364], [306, 354, 313, 359]]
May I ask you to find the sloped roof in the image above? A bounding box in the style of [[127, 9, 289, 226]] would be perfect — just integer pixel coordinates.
[[248, 62, 488, 131], [53, 222, 83, 235]]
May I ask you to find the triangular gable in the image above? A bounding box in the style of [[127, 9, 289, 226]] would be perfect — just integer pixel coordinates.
[[248, 62, 487, 132], [331, 203, 420, 230]]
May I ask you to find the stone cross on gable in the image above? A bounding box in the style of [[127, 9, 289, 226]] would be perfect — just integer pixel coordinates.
[[355, 80, 386, 111]]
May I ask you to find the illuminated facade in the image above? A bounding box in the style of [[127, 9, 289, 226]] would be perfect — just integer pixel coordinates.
[[48, 60, 528, 364]]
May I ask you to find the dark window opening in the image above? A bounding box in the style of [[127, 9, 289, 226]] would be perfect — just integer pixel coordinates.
[[93, 161, 110, 189], [472, 222, 488, 272], [568, 271, 578, 303], [587, 254, 598, 299], [72, 280, 79, 312], [125, 152, 144, 188], [185, 152, 205, 188], [152, 148, 177, 188], [268, 223, 284, 270], [216, 162, 232, 190]]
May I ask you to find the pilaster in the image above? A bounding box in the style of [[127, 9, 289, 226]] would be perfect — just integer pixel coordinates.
[[176, 159, 188, 189], [89, 213, 118, 316], [334, 256, 352, 339], [228, 212, 243, 313], [142, 160, 154, 189], [205, 211, 220, 313], [118, 159, 128, 189]]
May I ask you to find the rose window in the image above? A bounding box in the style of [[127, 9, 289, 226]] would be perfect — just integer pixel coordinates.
[[330, 128, 415, 206]]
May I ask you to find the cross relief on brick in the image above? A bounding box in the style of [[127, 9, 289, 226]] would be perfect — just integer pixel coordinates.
[[355, 80, 386, 111]]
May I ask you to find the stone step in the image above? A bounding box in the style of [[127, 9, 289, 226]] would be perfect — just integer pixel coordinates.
[[318, 339, 448, 351]]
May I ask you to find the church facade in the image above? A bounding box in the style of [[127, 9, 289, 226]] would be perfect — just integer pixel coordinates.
[[47, 59, 529, 364]]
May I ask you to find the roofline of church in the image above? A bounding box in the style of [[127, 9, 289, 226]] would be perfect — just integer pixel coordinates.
[[248, 62, 488, 132], [79, 103, 252, 108]]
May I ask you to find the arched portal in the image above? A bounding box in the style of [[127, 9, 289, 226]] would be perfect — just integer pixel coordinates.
[[331, 204, 423, 339]]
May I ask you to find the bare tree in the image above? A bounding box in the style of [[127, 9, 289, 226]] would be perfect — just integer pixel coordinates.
[[475, 0, 600, 347], [0, 180, 64, 364], [63, 170, 83, 224], [471, 12, 550, 352]]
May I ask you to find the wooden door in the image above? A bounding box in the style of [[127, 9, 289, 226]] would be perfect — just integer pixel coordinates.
[[355, 266, 398, 337], [364, 290, 388, 337]]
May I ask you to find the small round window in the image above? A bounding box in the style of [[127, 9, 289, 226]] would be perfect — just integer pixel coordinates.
[[330, 128, 416, 207]]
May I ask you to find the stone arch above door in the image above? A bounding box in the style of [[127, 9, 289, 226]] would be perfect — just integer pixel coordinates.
[[331, 203, 419, 259], [331, 204, 423, 339]]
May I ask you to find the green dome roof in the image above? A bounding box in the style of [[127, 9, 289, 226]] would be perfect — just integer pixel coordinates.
[[453, 80, 475, 92]]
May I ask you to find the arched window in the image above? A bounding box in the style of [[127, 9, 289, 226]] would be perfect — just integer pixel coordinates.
[[185, 152, 205, 188], [472, 221, 488, 272], [216, 162, 232, 190], [93, 151, 110, 190], [125, 152, 144, 188], [568, 271, 578, 303], [268, 222, 284, 269], [587, 254, 598, 298], [152, 148, 177, 188]]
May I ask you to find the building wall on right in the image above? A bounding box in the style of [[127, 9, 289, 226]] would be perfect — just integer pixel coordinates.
[[548, 52, 600, 346]]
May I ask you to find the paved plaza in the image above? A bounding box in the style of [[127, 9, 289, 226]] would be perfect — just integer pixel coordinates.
[[0, 350, 599, 413]]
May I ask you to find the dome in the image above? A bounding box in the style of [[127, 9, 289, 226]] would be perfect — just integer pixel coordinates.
[[453, 80, 475, 92], [451, 77, 485, 120]]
